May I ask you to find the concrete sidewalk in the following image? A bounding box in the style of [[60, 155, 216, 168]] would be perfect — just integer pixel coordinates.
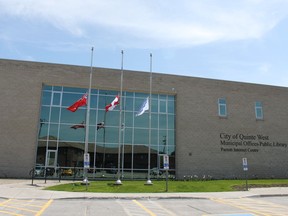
[[1, 179, 288, 200]]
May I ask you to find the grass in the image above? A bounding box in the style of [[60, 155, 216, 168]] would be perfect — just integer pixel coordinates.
[[45, 179, 288, 193]]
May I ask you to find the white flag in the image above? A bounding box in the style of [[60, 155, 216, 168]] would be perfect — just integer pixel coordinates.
[[136, 97, 149, 116]]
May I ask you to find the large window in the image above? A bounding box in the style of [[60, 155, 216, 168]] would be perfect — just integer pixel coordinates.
[[36, 85, 176, 179]]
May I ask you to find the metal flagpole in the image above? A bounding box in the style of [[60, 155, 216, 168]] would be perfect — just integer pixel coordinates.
[[121, 92, 126, 178], [115, 50, 124, 185], [102, 99, 107, 170], [146, 53, 153, 185], [82, 47, 94, 185], [93, 93, 100, 178]]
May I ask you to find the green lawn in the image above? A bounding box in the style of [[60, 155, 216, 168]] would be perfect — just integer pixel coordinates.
[[45, 179, 288, 193]]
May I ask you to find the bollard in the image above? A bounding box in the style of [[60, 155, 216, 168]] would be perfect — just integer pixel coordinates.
[[73, 167, 77, 182], [44, 168, 47, 184], [31, 168, 35, 185], [58, 167, 62, 182]]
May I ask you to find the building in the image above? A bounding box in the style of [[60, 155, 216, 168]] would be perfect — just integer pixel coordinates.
[[1, 59, 288, 180]]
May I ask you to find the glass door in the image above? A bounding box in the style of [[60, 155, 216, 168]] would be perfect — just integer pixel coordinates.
[[46, 150, 57, 166], [45, 150, 57, 176]]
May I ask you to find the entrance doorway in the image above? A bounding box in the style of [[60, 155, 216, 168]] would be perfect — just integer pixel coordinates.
[[45, 150, 57, 176]]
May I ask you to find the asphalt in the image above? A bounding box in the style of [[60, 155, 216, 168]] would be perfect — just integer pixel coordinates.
[[1, 179, 288, 200]]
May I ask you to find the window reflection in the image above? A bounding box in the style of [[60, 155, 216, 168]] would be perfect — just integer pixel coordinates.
[[48, 124, 59, 140], [105, 111, 119, 127], [151, 99, 158, 112], [124, 128, 133, 144], [50, 107, 60, 123], [52, 92, 61, 106], [159, 115, 167, 129], [159, 100, 167, 113], [104, 127, 119, 143], [168, 100, 175, 113], [99, 90, 118, 96], [63, 87, 86, 93], [124, 97, 133, 111], [38, 123, 48, 139], [37, 85, 176, 179], [135, 92, 149, 98], [43, 85, 52, 90], [42, 91, 51, 105], [40, 106, 50, 122], [124, 112, 133, 127], [134, 129, 149, 145], [59, 124, 85, 142], [134, 113, 149, 128], [168, 115, 174, 129], [90, 95, 98, 109], [53, 86, 62, 91], [47, 141, 57, 150], [61, 108, 86, 124]]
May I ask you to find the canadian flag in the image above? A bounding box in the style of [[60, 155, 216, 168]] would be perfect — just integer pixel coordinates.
[[67, 93, 87, 112], [105, 95, 120, 112]]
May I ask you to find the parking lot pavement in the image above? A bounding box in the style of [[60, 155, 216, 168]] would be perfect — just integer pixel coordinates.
[[2, 179, 288, 216], [0, 178, 288, 200]]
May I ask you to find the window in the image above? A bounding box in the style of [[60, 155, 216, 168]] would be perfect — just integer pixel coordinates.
[[218, 98, 227, 117], [255, 101, 263, 119], [159, 100, 167, 113], [52, 92, 61, 106], [36, 85, 176, 179]]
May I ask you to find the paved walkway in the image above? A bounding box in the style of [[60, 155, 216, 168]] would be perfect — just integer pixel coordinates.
[[1, 179, 288, 200]]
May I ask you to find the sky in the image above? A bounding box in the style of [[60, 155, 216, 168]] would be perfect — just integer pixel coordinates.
[[1, 0, 288, 87]]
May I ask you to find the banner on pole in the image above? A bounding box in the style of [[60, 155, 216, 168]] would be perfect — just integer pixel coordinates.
[[242, 157, 248, 171], [163, 154, 169, 170], [84, 153, 90, 168]]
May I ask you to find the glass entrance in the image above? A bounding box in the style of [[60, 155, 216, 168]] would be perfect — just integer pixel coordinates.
[[46, 150, 57, 167], [37, 85, 176, 180], [45, 150, 57, 176]]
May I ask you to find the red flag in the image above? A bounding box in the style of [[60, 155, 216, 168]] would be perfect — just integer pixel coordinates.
[[67, 93, 87, 112], [105, 95, 120, 112]]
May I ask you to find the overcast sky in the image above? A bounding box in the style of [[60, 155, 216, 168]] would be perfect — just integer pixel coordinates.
[[1, 0, 288, 87]]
